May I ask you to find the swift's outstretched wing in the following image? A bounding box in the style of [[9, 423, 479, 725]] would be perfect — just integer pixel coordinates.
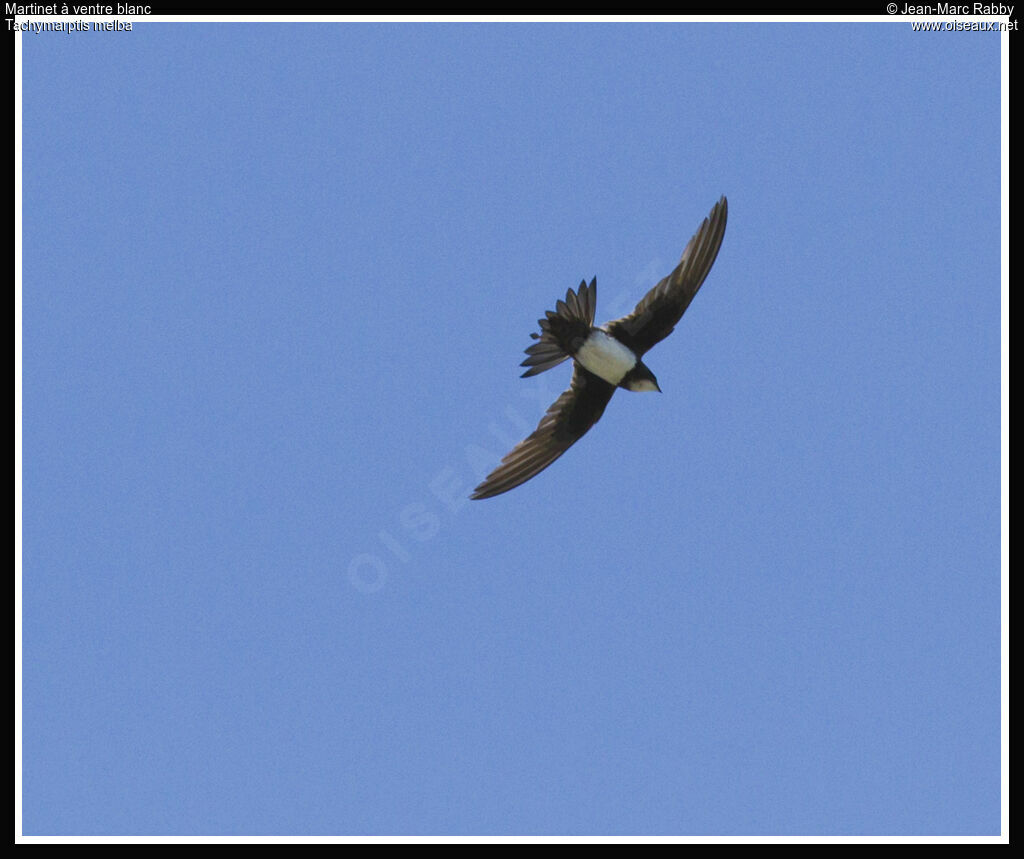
[[605, 196, 728, 357], [471, 365, 616, 499]]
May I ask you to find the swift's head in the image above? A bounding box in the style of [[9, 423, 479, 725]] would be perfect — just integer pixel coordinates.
[[621, 362, 661, 393]]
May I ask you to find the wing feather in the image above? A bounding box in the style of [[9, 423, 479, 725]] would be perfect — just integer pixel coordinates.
[[470, 366, 616, 499], [605, 196, 728, 356]]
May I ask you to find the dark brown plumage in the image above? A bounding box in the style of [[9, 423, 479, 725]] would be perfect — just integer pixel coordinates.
[[471, 196, 728, 500]]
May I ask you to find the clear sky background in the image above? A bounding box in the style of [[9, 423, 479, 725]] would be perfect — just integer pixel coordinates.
[[21, 22, 1001, 835]]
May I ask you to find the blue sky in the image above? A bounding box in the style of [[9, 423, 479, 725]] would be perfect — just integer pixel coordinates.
[[21, 22, 1001, 835]]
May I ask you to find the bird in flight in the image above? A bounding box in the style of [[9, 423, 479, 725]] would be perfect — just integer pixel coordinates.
[[470, 195, 728, 500]]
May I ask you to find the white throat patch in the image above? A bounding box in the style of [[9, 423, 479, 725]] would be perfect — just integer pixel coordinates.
[[575, 329, 637, 385]]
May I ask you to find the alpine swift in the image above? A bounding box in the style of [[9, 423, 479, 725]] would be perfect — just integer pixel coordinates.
[[470, 195, 728, 500]]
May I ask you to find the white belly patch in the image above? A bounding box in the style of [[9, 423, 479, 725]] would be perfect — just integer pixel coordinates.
[[575, 329, 637, 385]]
